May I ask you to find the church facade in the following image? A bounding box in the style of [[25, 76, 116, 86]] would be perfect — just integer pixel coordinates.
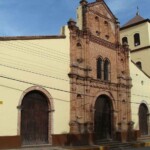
[[0, 0, 147, 149], [68, 0, 132, 144]]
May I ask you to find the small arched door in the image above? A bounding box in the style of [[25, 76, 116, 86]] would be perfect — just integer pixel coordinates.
[[21, 90, 49, 145], [94, 95, 113, 140], [139, 103, 149, 135]]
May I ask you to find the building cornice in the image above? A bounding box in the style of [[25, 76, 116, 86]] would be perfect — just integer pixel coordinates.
[[120, 19, 150, 31], [120, 19, 150, 30], [131, 45, 150, 53], [0, 35, 66, 41], [90, 35, 116, 50], [131, 60, 150, 78], [69, 72, 130, 90]]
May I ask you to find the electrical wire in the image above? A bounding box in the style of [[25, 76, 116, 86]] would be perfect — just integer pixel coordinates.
[[0, 55, 68, 76], [0, 38, 71, 78], [0, 32, 69, 57], [0, 63, 69, 82], [0, 33, 149, 106], [0, 41, 70, 63], [0, 70, 150, 105], [0, 33, 70, 62], [0, 83, 69, 103]]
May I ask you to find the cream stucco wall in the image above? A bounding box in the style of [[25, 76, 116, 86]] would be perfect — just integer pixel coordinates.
[[76, 5, 83, 30], [120, 22, 150, 75], [131, 48, 150, 76], [130, 61, 150, 130], [148, 22, 150, 44], [121, 19, 150, 132], [0, 26, 71, 136], [120, 22, 150, 50]]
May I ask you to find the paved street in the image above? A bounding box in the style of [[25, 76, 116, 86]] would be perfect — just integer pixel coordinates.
[[5, 146, 66, 150], [5, 146, 150, 150], [127, 148, 150, 150]]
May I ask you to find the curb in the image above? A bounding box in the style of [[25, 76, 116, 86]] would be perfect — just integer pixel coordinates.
[[65, 146, 109, 150], [133, 141, 150, 148]]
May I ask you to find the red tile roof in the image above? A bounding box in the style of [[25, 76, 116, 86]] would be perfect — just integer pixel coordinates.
[[122, 14, 145, 27]]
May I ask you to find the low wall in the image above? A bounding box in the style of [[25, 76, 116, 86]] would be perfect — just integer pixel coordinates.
[[52, 133, 94, 146], [0, 136, 21, 149]]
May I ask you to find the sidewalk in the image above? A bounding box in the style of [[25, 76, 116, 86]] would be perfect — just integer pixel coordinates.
[[4, 146, 67, 150], [4, 140, 150, 150], [127, 148, 150, 150], [4, 145, 150, 150], [4, 145, 101, 150]]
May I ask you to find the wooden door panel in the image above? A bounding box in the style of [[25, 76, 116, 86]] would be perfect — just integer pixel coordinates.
[[21, 91, 49, 145], [139, 104, 148, 135], [94, 95, 112, 140]]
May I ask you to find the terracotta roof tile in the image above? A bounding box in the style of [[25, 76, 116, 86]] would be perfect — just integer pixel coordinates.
[[122, 15, 145, 27]]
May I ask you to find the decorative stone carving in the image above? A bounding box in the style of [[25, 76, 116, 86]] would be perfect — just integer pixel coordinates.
[[118, 121, 127, 131], [69, 121, 80, 134], [87, 122, 93, 133], [127, 121, 135, 141], [77, 58, 84, 63], [68, 0, 131, 142], [79, 123, 85, 133]]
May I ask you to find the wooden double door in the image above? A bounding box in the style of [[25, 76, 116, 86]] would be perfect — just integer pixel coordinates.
[[139, 104, 149, 135], [21, 91, 49, 145], [94, 95, 113, 140]]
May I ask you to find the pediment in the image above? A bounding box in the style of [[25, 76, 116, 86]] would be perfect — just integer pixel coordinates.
[[88, 1, 116, 21]]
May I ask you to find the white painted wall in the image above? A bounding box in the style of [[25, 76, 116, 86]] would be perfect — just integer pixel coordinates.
[[120, 22, 150, 50], [120, 21, 150, 75], [130, 61, 150, 130], [76, 5, 83, 30], [0, 26, 71, 136], [130, 48, 150, 76], [147, 22, 150, 44]]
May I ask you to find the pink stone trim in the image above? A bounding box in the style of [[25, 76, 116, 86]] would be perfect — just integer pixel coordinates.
[[17, 86, 54, 145]]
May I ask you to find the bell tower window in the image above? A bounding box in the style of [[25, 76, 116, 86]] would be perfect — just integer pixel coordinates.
[[122, 37, 128, 44], [134, 33, 140, 46]]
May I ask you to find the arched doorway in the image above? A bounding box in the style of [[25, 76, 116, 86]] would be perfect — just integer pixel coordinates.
[[21, 90, 49, 145], [139, 103, 149, 135], [94, 95, 113, 140]]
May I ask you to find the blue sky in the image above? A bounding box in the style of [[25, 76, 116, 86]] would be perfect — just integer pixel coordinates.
[[0, 0, 149, 36]]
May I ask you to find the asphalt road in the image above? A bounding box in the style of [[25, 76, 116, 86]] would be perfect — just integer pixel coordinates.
[[7, 148, 150, 150], [5, 146, 65, 150], [124, 148, 150, 150], [5, 146, 150, 150]]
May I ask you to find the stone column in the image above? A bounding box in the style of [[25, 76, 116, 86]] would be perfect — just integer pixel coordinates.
[[117, 121, 127, 142], [112, 110, 118, 140], [87, 122, 94, 145], [69, 121, 80, 134], [127, 121, 135, 141]]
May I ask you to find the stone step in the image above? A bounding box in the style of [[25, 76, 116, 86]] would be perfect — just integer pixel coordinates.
[[17, 145, 65, 150], [95, 140, 119, 145], [95, 140, 133, 150], [110, 143, 132, 150], [5, 146, 66, 150], [135, 136, 150, 149], [138, 135, 150, 141]]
